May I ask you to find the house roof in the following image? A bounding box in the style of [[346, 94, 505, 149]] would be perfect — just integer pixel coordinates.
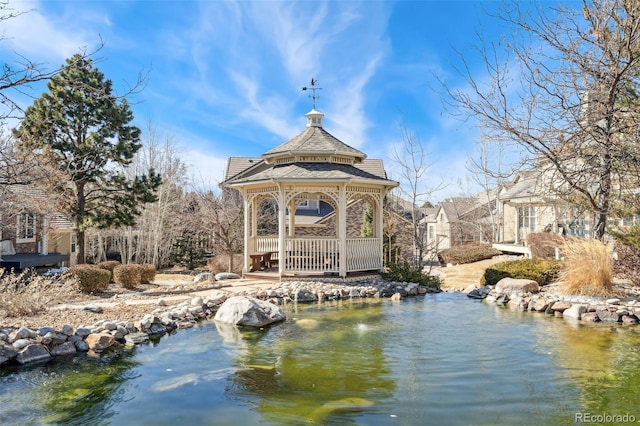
[[439, 197, 479, 223], [1, 185, 74, 230], [499, 169, 557, 203]]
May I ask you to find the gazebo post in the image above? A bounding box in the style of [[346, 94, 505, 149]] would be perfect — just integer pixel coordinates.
[[376, 197, 384, 272], [243, 194, 250, 274], [278, 185, 286, 277], [338, 184, 347, 277]]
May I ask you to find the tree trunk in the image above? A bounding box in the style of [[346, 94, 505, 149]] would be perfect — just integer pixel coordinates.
[[77, 229, 86, 264]]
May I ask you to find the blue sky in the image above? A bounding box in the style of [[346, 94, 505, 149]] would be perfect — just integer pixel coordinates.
[[2, 0, 557, 202]]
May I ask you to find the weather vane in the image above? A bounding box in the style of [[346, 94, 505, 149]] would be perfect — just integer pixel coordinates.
[[302, 78, 322, 109]]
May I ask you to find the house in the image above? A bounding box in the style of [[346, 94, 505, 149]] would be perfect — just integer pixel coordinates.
[[0, 184, 76, 269], [498, 169, 591, 244], [427, 191, 498, 252]]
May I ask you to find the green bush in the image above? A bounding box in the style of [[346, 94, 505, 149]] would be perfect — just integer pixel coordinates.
[[481, 258, 561, 287], [439, 243, 502, 265], [97, 260, 121, 281], [113, 264, 141, 290], [382, 261, 441, 289], [138, 264, 157, 284], [65, 265, 111, 294]]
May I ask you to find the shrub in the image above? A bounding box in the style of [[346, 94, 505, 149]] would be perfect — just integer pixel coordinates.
[[138, 264, 157, 284], [113, 264, 141, 290], [382, 261, 441, 289], [482, 258, 562, 287], [207, 254, 244, 275], [559, 238, 612, 296], [97, 260, 121, 281], [439, 243, 502, 265], [65, 265, 111, 293], [0, 269, 50, 317], [613, 242, 640, 287], [527, 232, 565, 259]]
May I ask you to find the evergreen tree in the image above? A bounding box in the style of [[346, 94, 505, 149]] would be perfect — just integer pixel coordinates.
[[14, 54, 161, 263]]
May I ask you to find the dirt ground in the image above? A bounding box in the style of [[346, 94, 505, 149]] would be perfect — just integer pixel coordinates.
[[434, 257, 510, 290]]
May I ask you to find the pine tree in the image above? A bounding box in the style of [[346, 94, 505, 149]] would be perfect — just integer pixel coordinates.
[[14, 54, 161, 263]]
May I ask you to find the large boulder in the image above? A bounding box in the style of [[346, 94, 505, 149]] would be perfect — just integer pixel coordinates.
[[495, 278, 540, 295], [214, 296, 286, 327]]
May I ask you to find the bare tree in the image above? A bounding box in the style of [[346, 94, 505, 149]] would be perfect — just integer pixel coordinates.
[[390, 121, 443, 265], [445, 0, 640, 240]]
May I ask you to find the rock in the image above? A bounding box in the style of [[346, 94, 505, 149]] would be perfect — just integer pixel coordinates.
[[75, 327, 92, 338], [495, 278, 539, 295], [75, 341, 89, 352], [83, 304, 103, 314], [191, 296, 203, 306], [193, 272, 214, 283], [10, 327, 33, 341], [16, 344, 50, 364], [606, 298, 621, 305], [149, 323, 168, 335], [37, 327, 56, 336], [390, 292, 402, 301], [215, 272, 241, 281], [532, 297, 550, 312], [214, 296, 286, 327], [12, 338, 31, 350], [61, 324, 75, 336], [622, 315, 639, 325], [85, 333, 116, 352], [50, 342, 77, 357], [103, 321, 117, 331], [562, 304, 587, 320], [467, 288, 487, 299], [0, 343, 18, 364], [550, 301, 572, 313], [596, 308, 621, 323], [463, 284, 477, 294], [294, 289, 317, 303], [581, 312, 599, 322], [124, 332, 150, 346]]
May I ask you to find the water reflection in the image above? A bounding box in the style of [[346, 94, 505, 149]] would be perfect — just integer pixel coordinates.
[[228, 300, 395, 424]]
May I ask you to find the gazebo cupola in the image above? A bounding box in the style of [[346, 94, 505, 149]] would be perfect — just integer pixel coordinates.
[[223, 100, 398, 279]]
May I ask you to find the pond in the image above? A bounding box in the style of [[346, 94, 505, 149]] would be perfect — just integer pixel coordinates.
[[1, 293, 640, 425]]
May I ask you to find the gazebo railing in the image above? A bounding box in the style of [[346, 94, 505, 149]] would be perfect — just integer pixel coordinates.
[[346, 238, 382, 271], [284, 238, 339, 273], [256, 236, 279, 261], [253, 236, 382, 274]]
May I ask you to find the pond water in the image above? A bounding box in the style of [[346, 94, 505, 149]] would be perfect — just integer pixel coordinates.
[[1, 293, 640, 425]]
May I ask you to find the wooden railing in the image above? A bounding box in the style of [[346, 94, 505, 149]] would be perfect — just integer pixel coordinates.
[[253, 236, 382, 274], [346, 238, 382, 271], [256, 236, 279, 261], [284, 238, 339, 273]]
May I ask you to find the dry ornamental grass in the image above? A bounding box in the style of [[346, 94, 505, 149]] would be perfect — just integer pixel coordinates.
[[559, 238, 613, 296]]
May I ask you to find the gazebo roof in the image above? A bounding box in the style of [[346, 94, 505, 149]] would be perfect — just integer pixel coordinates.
[[222, 109, 397, 189]]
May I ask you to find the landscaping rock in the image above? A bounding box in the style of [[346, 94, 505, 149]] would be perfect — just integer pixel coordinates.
[[215, 272, 241, 281], [85, 333, 116, 352], [125, 332, 150, 345], [193, 272, 214, 283], [622, 315, 639, 325], [495, 278, 539, 295], [214, 296, 286, 327], [581, 312, 599, 322], [294, 289, 317, 303], [0, 343, 18, 364], [16, 344, 50, 364], [467, 288, 487, 299], [550, 301, 572, 313], [50, 342, 77, 357], [563, 304, 587, 320], [596, 308, 621, 323]]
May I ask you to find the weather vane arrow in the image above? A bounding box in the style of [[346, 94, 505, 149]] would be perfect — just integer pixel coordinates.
[[302, 78, 322, 109]]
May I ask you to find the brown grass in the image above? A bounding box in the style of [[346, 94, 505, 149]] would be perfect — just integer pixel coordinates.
[[559, 238, 613, 296]]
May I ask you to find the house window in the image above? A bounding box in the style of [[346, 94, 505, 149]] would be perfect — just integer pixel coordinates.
[[17, 213, 36, 243], [428, 225, 435, 241], [518, 206, 537, 231], [70, 234, 77, 253]]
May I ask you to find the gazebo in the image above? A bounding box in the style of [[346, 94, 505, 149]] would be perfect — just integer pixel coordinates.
[[222, 108, 398, 278]]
